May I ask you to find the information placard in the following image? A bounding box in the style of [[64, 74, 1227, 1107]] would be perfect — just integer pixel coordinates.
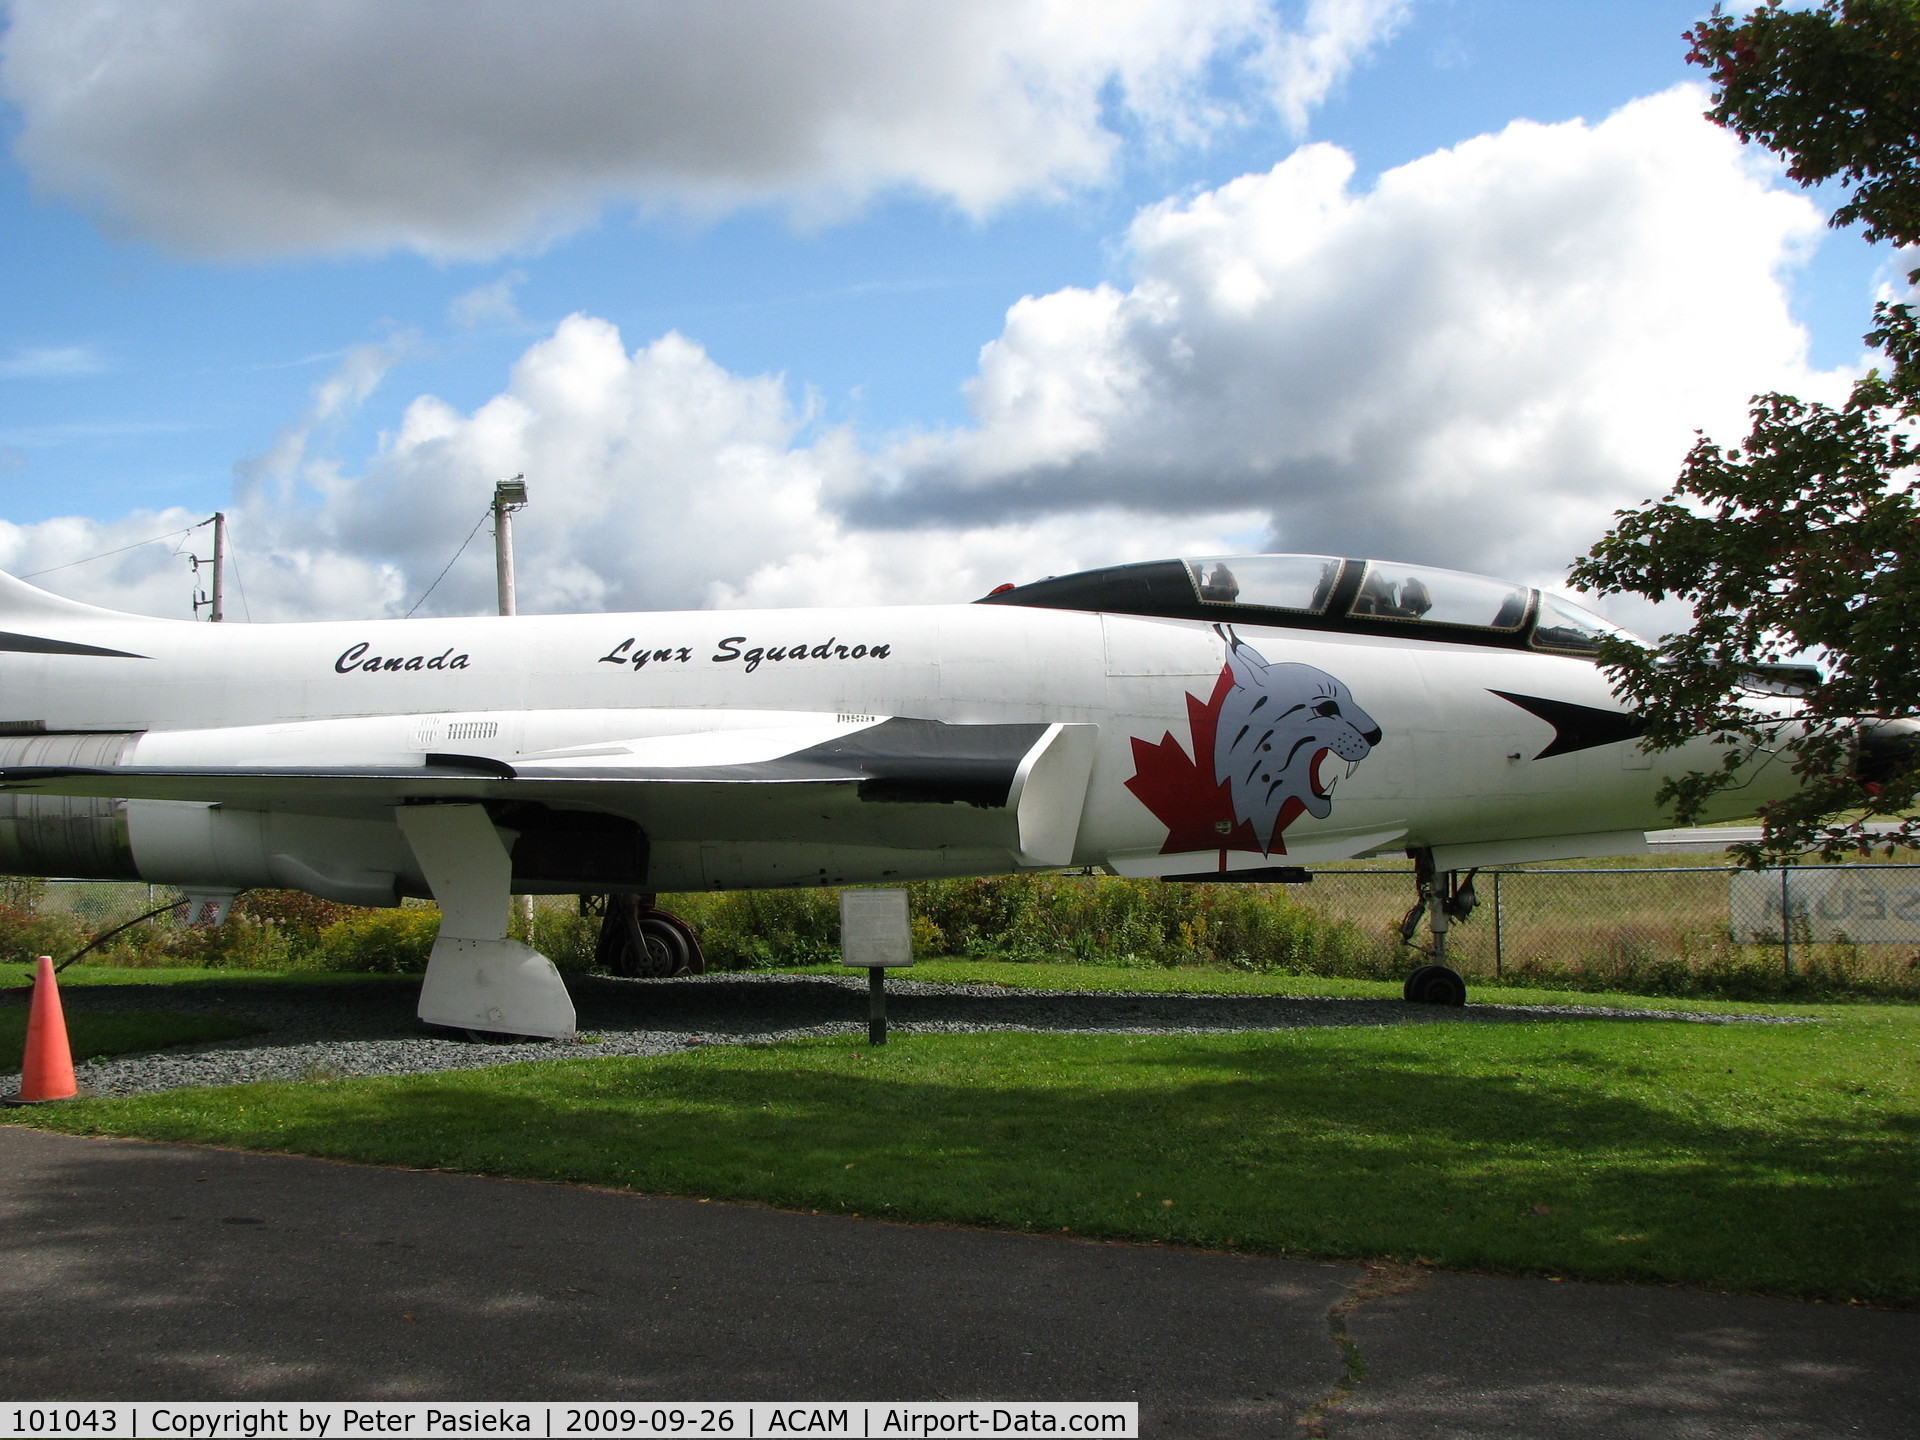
[[839, 888, 914, 967]]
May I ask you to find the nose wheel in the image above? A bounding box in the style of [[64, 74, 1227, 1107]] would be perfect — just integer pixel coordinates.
[[1400, 848, 1474, 1006], [1402, 962, 1467, 1006]]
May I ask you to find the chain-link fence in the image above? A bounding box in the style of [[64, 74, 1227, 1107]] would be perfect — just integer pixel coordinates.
[[1301, 864, 1920, 991], [12, 879, 172, 930]]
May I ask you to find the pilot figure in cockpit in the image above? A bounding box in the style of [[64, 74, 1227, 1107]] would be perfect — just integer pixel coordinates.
[[1197, 562, 1240, 603], [1353, 571, 1433, 619]]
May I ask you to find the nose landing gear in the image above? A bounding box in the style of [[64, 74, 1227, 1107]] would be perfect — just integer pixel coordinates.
[[1398, 849, 1475, 1006]]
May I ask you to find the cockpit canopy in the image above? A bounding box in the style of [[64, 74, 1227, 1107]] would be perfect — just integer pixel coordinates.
[[975, 554, 1633, 657]]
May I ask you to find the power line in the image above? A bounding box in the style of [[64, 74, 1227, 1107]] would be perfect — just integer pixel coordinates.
[[19, 523, 199, 579], [225, 534, 254, 622], [403, 507, 493, 619]]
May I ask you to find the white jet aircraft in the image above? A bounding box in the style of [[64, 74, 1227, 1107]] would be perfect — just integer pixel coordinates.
[[0, 552, 1810, 1037]]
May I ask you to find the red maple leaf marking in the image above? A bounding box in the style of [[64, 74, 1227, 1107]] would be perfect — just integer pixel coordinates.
[[1124, 664, 1305, 860]]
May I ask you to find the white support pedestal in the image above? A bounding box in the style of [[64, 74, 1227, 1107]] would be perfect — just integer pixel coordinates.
[[395, 804, 576, 1040]]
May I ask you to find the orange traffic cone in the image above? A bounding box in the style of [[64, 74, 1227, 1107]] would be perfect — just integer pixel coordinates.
[[18, 955, 77, 1103]]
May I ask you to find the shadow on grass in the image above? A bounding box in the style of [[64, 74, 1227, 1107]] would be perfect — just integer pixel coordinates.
[[1, 1011, 259, 1072], [28, 1022, 1918, 1305], [564, 974, 1770, 1032]]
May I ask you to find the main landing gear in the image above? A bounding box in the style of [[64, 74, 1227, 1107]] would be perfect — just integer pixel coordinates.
[[1398, 849, 1477, 1006], [587, 893, 707, 978]]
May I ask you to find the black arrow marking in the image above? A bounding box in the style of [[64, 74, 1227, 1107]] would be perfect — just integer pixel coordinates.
[[0, 630, 147, 660], [1490, 690, 1647, 760]]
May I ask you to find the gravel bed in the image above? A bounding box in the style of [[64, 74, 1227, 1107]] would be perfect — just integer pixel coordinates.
[[4, 971, 1809, 1101]]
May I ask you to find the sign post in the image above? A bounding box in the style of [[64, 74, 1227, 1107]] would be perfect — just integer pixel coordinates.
[[839, 888, 913, 1045]]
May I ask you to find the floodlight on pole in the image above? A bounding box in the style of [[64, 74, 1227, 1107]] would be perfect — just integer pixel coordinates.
[[492, 476, 528, 617]]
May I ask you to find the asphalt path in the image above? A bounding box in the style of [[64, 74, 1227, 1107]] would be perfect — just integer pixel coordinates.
[[2, 1128, 1913, 1438]]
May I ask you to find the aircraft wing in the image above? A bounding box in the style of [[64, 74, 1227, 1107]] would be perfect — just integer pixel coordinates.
[[0, 717, 1100, 867]]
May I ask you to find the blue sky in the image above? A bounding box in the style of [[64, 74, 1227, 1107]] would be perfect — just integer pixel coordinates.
[[0, 1, 1887, 621]]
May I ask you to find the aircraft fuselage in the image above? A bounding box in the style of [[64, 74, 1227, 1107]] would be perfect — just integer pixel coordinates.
[[0, 598, 1782, 897]]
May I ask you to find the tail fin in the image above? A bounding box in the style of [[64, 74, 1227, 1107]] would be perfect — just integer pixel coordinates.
[[0, 568, 154, 623]]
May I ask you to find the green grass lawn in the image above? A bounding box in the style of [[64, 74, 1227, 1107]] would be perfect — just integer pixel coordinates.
[[1, 1009, 258, 1072], [11, 1000, 1915, 1305]]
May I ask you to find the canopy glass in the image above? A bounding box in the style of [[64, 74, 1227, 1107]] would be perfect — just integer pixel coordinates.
[[1184, 555, 1341, 613], [978, 553, 1638, 658]]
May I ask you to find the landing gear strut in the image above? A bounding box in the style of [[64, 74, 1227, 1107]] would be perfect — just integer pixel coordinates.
[[591, 894, 706, 978], [1398, 849, 1475, 1006]]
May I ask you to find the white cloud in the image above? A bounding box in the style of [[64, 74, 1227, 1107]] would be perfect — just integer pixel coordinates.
[[201, 316, 1262, 621], [856, 88, 1848, 593], [1261, 0, 1410, 131], [0, 0, 1404, 259], [0, 509, 211, 619], [16, 316, 1264, 621], [448, 272, 529, 331], [14, 88, 1853, 634], [234, 337, 406, 511], [0, 344, 109, 378]]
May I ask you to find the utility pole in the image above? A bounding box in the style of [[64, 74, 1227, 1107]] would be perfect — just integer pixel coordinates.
[[190, 512, 227, 622], [209, 511, 226, 623], [490, 476, 533, 934], [492, 476, 528, 617]]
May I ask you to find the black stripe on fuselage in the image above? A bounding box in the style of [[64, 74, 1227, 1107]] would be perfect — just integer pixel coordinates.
[[1490, 690, 1646, 759], [0, 630, 148, 659]]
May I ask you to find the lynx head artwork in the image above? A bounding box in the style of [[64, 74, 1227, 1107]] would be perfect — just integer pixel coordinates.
[[1212, 633, 1382, 846]]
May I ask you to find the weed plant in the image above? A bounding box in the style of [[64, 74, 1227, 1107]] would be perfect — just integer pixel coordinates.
[[1481, 933, 1919, 1001], [0, 901, 89, 968], [0, 889, 442, 974], [656, 876, 1382, 975], [316, 906, 441, 973]]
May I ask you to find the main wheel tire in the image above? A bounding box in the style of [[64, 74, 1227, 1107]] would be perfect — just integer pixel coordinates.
[[633, 915, 692, 976], [597, 898, 698, 977], [646, 908, 707, 974], [1403, 963, 1467, 1006]]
